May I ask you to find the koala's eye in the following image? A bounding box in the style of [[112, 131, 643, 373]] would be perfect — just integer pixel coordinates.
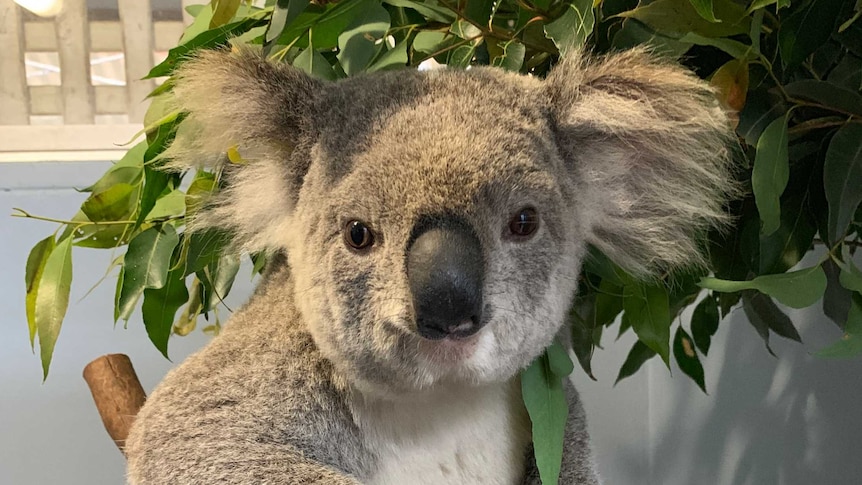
[[344, 221, 374, 251], [508, 208, 539, 238]]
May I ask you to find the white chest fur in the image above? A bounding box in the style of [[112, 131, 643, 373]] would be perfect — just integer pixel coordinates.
[[353, 379, 532, 485]]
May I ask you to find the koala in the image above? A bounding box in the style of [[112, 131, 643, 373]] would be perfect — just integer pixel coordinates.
[[125, 46, 735, 484]]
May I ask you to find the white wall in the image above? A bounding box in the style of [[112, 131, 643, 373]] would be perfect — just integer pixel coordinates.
[[2, 161, 861, 484]]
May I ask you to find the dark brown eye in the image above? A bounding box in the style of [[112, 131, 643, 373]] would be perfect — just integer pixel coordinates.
[[508, 208, 539, 238], [344, 220, 374, 250]]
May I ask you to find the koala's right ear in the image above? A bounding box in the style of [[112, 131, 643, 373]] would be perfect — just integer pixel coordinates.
[[166, 47, 323, 252]]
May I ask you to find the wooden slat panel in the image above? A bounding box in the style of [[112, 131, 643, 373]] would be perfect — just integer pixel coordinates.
[[30, 86, 129, 115], [118, 0, 155, 123], [0, 1, 30, 125], [56, 0, 94, 123], [26, 20, 184, 52], [153, 21, 184, 51], [0, 124, 143, 152]]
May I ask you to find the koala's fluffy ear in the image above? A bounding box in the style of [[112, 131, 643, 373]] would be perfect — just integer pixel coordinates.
[[545, 48, 738, 277], [166, 47, 322, 252]]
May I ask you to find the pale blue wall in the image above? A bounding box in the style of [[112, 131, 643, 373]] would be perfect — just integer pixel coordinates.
[[1, 161, 861, 485]]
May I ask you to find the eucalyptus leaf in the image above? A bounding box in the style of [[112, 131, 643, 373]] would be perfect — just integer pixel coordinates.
[[616, 340, 657, 384], [616, 0, 750, 38], [265, 0, 309, 51], [25, 236, 56, 350], [293, 47, 338, 80], [337, 1, 390, 75], [779, 0, 845, 67], [522, 351, 568, 485], [689, 0, 719, 23], [700, 265, 828, 309], [491, 41, 526, 71], [544, 0, 595, 55], [785, 80, 862, 117], [117, 225, 180, 322], [142, 266, 189, 358], [824, 124, 862, 244], [81, 183, 137, 222], [752, 115, 789, 236], [838, 258, 862, 294], [691, 295, 720, 354], [382, 0, 456, 23], [674, 327, 707, 392], [34, 236, 73, 379], [816, 294, 862, 358], [623, 283, 671, 366], [210, 0, 241, 28]]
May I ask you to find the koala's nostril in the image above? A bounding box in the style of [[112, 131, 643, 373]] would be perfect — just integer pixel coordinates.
[[407, 219, 485, 340]]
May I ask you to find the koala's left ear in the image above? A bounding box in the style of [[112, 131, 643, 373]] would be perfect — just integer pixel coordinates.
[[544, 48, 738, 277], [165, 47, 323, 252]]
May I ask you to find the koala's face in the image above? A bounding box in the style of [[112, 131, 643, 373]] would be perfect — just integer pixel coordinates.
[[284, 69, 585, 393], [174, 48, 735, 396]]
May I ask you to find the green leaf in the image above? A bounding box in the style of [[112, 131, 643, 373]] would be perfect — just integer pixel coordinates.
[[616, 0, 750, 38], [816, 294, 862, 358], [779, 0, 845, 67], [674, 327, 707, 392], [80, 142, 145, 193], [752, 115, 789, 236], [823, 258, 853, 327], [824, 124, 862, 244], [615, 340, 657, 384], [678, 32, 751, 58], [25, 236, 56, 350], [544, 0, 595, 56], [186, 229, 231, 276], [293, 47, 337, 80], [197, 253, 241, 312], [448, 43, 479, 68], [147, 13, 269, 78], [382, 0, 456, 23], [700, 265, 828, 308], [837, 258, 862, 294], [265, 0, 309, 52], [34, 236, 73, 379], [275, 0, 371, 50], [336, 1, 390, 75], [490, 41, 526, 71], [412, 31, 450, 54], [366, 42, 409, 73], [211, 0, 241, 28], [142, 266, 189, 358], [81, 183, 137, 222], [689, 0, 720, 22], [623, 282, 671, 366], [570, 310, 596, 380], [147, 189, 186, 220], [546, 339, 575, 378], [522, 351, 568, 485], [691, 295, 720, 354], [117, 225, 180, 322], [612, 19, 692, 58], [785, 80, 862, 117], [758, 182, 817, 275]]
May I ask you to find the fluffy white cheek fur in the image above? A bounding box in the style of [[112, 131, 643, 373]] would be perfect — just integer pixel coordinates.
[[463, 252, 582, 384]]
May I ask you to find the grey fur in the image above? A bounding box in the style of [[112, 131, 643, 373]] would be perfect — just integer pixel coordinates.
[[126, 47, 735, 484]]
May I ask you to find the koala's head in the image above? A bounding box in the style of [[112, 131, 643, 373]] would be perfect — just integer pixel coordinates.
[[169, 47, 735, 395]]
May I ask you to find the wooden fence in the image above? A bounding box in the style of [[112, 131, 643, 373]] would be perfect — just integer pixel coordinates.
[[0, 0, 195, 154]]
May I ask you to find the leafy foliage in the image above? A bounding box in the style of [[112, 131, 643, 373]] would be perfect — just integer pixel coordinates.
[[16, 0, 862, 482]]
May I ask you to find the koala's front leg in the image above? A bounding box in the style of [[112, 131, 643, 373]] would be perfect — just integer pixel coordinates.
[[125, 318, 367, 484], [523, 380, 601, 485]]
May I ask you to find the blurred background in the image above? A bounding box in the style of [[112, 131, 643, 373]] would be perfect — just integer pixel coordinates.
[[1, 1, 861, 484]]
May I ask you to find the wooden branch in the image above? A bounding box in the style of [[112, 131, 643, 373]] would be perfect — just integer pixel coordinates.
[[83, 354, 146, 455]]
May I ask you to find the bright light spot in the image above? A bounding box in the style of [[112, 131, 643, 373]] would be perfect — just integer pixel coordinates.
[[13, 0, 63, 17]]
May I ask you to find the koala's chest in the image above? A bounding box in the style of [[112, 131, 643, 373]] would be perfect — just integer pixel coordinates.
[[355, 380, 532, 485]]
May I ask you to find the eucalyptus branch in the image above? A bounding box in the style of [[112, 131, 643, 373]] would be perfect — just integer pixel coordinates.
[[11, 208, 184, 227]]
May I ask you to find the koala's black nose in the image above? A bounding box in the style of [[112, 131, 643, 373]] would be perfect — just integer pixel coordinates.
[[407, 221, 484, 340]]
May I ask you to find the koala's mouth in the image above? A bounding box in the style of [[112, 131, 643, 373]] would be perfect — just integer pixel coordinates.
[[416, 327, 483, 365]]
